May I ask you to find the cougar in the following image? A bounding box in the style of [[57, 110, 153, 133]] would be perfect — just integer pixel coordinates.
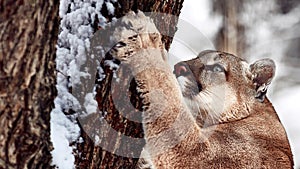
[[110, 11, 294, 169]]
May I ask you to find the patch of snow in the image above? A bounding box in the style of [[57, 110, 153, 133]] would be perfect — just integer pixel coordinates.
[[94, 135, 100, 145], [99, 111, 108, 121], [78, 137, 84, 144], [84, 93, 98, 115], [104, 59, 119, 70], [51, 102, 80, 169], [106, 2, 115, 15], [52, 0, 113, 168], [97, 66, 106, 82], [104, 59, 120, 80], [55, 78, 81, 112], [59, 0, 69, 18]]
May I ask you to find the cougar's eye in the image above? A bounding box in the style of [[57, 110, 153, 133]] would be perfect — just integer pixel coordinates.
[[212, 64, 224, 72]]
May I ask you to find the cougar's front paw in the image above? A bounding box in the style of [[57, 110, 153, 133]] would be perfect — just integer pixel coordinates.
[[109, 34, 142, 62]]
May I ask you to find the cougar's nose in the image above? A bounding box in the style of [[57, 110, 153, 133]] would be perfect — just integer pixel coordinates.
[[174, 62, 189, 77]]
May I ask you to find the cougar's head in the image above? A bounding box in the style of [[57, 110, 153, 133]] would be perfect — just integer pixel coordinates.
[[174, 50, 275, 127]]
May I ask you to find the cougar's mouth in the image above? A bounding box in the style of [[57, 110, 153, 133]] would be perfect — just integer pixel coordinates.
[[175, 75, 203, 99], [173, 62, 203, 98]]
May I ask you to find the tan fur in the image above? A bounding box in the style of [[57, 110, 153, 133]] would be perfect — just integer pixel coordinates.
[[110, 11, 293, 169]]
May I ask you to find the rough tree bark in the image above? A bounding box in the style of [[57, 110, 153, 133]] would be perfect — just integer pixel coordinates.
[[75, 0, 184, 168], [0, 1, 59, 168]]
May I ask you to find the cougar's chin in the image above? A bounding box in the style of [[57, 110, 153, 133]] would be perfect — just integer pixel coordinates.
[[176, 76, 202, 99]]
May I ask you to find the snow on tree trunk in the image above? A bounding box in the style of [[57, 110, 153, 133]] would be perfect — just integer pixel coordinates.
[[0, 0, 59, 168]]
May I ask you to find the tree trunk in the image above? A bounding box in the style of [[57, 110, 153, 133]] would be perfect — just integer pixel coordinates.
[[0, 1, 59, 168], [75, 0, 184, 168], [213, 0, 246, 57]]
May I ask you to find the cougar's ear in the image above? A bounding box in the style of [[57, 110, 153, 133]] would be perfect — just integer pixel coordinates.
[[250, 58, 275, 102]]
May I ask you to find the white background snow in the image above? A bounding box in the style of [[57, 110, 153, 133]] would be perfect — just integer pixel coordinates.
[[52, 0, 300, 168]]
